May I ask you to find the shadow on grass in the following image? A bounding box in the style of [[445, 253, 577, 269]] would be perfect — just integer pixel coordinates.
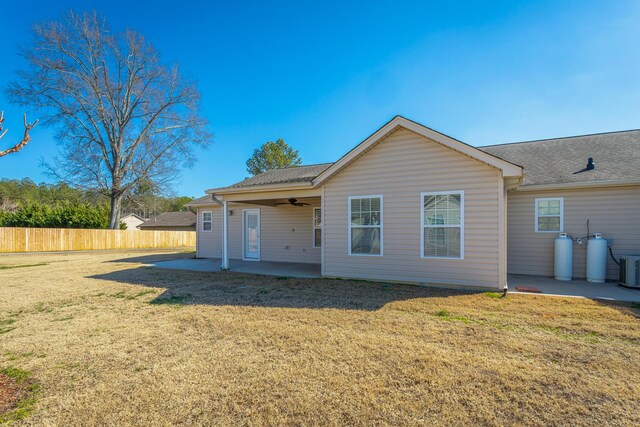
[[595, 300, 640, 319], [107, 252, 196, 264], [88, 267, 482, 311]]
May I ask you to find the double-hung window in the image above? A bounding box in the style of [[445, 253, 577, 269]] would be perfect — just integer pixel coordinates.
[[421, 192, 464, 259], [535, 198, 563, 232], [313, 208, 322, 248], [348, 195, 383, 256], [201, 211, 213, 232]]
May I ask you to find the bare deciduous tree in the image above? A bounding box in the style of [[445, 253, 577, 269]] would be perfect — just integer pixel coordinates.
[[0, 112, 38, 157], [5, 11, 210, 228]]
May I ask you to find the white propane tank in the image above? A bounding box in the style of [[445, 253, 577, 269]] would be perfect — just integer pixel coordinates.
[[554, 233, 573, 281], [587, 233, 607, 283]]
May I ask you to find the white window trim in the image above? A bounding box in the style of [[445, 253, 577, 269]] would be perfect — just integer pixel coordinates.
[[535, 197, 564, 233], [201, 210, 213, 232], [347, 195, 384, 257], [420, 191, 465, 260], [313, 207, 322, 248]]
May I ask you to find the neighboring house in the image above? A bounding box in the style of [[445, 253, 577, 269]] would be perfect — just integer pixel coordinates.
[[187, 116, 640, 289], [138, 211, 197, 231], [120, 213, 145, 230]]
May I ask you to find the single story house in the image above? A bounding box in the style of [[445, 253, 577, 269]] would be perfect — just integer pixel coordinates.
[[187, 116, 640, 289], [138, 211, 197, 231], [120, 213, 145, 230]]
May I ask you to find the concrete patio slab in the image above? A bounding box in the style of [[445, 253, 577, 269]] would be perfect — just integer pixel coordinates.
[[148, 258, 321, 279], [509, 274, 640, 302]]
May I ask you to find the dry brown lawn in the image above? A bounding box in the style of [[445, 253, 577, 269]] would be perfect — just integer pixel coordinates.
[[0, 250, 639, 426]]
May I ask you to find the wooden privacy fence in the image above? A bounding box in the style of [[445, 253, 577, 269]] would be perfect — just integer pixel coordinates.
[[0, 227, 196, 253]]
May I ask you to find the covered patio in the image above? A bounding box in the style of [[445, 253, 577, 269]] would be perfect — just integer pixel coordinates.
[[149, 258, 322, 279], [214, 191, 323, 266]]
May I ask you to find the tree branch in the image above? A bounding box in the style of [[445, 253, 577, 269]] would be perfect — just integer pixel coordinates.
[[0, 112, 39, 157], [5, 10, 210, 228]]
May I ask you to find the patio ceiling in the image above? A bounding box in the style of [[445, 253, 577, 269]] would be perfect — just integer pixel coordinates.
[[229, 196, 321, 207], [218, 188, 321, 203]]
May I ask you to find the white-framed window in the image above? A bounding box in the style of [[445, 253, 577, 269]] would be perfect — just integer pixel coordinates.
[[535, 197, 563, 232], [348, 195, 383, 256], [313, 208, 322, 248], [421, 191, 464, 259], [201, 211, 213, 232]]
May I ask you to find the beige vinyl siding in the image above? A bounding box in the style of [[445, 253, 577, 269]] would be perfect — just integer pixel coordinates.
[[507, 186, 640, 280], [196, 204, 321, 264], [121, 216, 144, 230], [196, 208, 221, 258], [323, 128, 502, 288]]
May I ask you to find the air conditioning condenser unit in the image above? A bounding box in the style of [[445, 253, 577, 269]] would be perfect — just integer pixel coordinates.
[[620, 255, 640, 289]]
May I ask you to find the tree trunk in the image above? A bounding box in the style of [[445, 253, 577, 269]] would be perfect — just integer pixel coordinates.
[[109, 193, 123, 229]]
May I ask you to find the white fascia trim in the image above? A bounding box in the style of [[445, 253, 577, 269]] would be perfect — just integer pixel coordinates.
[[206, 182, 313, 195], [312, 116, 523, 186], [399, 119, 523, 177], [122, 213, 145, 221], [513, 180, 640, 192]]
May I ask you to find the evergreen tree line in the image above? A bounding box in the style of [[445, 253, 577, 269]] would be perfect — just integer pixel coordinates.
[[0, 179, 193, 229]]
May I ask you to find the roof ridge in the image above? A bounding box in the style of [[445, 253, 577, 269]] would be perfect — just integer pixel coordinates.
[[270, 161, 335, 170], [246, 162, 333, 178], [480, 128, 640, 148]]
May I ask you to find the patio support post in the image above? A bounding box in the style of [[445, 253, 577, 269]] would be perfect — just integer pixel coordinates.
[[222, 199, 229, 270], [498, 176, 506, 290]]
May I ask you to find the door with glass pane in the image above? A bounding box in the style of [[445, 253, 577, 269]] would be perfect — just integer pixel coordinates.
[[243, 209, 260, 260]]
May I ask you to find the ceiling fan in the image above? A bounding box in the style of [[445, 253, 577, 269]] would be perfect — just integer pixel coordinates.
[[275, 198, 310, 207]]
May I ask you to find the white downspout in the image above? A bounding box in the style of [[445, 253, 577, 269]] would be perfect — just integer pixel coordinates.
[[195, 209, 200, 258], [500, 176, 522, 294], [222, 199, 229, 270]]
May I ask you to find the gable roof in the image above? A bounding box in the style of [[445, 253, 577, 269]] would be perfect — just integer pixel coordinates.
[[121, 213, 145, 221], [139, 211, 196, 228], [480, 129, 640, 187], [198, 117, 639, 196], [312, 116, 523, 186], [185, 194, 219, 207], [205, 116, 523, 195]]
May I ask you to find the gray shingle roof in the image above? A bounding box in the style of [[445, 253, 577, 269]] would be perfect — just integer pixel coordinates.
[[195, 129, 640, 196], [139, 211, 196, 228], [227, 163, 334, 188], [185, 195, 216, 207], [480, 130, 640, 186]]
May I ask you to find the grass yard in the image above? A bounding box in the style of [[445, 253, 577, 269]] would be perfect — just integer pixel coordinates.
[[0, 250, 639, 426]]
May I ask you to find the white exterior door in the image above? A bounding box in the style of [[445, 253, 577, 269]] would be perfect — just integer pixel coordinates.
[[243, 209, 260, 260]]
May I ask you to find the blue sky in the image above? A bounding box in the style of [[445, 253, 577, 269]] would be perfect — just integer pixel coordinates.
[[1, 0, 639, 197]]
